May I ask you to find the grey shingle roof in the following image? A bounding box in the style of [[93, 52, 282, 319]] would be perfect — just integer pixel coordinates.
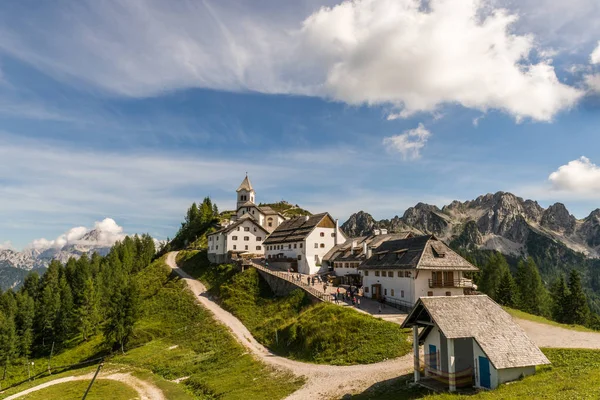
[[358, 235, 478, 271], [323, 232, 414, 263], [263, 212, 332, 245], [236, 175, 253, 192], [208, 214, 268, 236], [402, 295, 550, 369]]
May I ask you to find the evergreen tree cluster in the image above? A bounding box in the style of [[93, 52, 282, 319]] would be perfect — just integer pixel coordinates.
[[477, 251, 594, 328], [0, 234, 155, 370], [166, 197, 220, 251]]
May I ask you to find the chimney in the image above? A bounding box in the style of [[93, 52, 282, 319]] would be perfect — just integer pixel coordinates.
[[335, 219, 339, 245], [304, 215, 310, 221], [362, 241, 367, 255], [373, 229, 380, 236], [352, 239, 358, 249], [367, 246, 372, 259]]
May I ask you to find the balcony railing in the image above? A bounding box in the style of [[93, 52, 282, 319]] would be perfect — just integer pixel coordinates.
[[428, 278, 474, 289]]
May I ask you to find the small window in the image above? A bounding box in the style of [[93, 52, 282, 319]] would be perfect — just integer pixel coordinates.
[[209, 237, 212, 241], [244, 236, 250, 241], [391, 289, 395, 296], [314, 255, 319, 262], [237, 227, 240, 231], [297, 255, 302, 260], [216, 245, 218, 249], [314, 243, 318, 248], [233, 245, 237, 250], [364, 287, 369, 293], [268, 223, 273, 227], [254, 227, 257, 231], [401, 290, 404, 298], [294, 243, 297, 249], [232, 236, 237, 240], [289, 244, 292, 249], [375, 271, 380, 277], [427, 291, 433, 296], [245, 245, 248, 250], [320, 232, 325, 237], [405, 271, 410, 278], [256, 246, 262, 251], [320, 243, 325, 248], [252, 210, 255, 215], [397, 271, 402, 277], [331, 233, 335, 237], [345, 262, 349, 268], [364, 271, 369, 276], [257, 237, 262, 241], [388, 271, 394, 277], [244, 227, 250, 232], [300, 243, 303, 248], [446, 292, 451, 296], [384, 289, 387, 295]]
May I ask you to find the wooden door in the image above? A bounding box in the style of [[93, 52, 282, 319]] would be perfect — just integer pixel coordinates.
[[434, 271, 443, 287], [444, 271, 454, 287]]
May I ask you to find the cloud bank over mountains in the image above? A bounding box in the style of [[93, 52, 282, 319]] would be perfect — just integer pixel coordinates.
[[28, 218, 126, 251], [0, 0, 589, 121], [549, 157, 600, 195]]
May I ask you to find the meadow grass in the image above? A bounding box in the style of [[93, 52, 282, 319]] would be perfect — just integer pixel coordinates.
[[16, 379, 138, 400], [504, 307, 596, 333], [1, 257, 303, 400], [351, 348, 600, 400], [177, 250, 412, 365]]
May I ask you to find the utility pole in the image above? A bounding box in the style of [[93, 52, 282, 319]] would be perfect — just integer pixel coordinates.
[[82, 362, 104, 400]]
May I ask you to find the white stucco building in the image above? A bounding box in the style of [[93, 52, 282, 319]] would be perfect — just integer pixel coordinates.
[[207, 175, 285, 263], [402, 296, 550, 391], [263, 212, 346, 275], [358, 235, 478, 308]]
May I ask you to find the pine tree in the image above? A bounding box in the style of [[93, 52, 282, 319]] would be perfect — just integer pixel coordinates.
[[496, 269, 517, 307], [0, 310, 17, 372], [54, 272, 75, 343], [566, 269, 590, 326], [37, 261, 61, 347], [78, 279, 99, 341], [479, 252, 509, 301], [550, 275, 569, 323], [516, 257, 550, 316], [103, 277, 140, 352], [15, 292, 35, 358]]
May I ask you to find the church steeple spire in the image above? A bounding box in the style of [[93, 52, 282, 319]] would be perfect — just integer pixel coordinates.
[[236, 174, 256, 209]]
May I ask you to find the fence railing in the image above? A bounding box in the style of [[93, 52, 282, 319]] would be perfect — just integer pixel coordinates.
[[428, 278, 475, 289], [248, 261, 333, 303]]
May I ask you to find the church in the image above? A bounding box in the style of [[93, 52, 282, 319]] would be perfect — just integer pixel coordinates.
[[207, 175, 286, 263]]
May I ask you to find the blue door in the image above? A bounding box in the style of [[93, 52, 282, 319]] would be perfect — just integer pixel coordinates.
[[429, 344, 437, 371], [479, 356, 491, 388]]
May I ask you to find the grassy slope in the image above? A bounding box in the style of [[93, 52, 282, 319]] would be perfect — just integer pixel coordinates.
[[177, 250, 412, 365], [1, 257, 303, 400], [351, 348, 600, 400], [19, 379, 138, 400], [504, 307, 596, 333]]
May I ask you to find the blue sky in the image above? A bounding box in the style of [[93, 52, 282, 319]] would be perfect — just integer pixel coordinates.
[[1, 0, 600, 249]]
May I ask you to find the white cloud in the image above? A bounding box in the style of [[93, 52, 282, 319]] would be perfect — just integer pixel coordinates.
[[548, 157, 600, 194], [0, 241, 13, 250], [300, 0, 582, 121], [591, 41, 600, 64], [584, 74, 600, 93], [28, 218, 127, 250], [0, 0, 583, 121], [383, 123, 431, 160]]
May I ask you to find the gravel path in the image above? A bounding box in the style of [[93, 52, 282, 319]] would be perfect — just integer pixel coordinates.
[[515, 319, 600, 349], [166, 252, 414, 400], [3, 370, 165, 400]]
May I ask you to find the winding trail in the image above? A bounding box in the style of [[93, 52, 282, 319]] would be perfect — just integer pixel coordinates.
[[3, 371, 165, 400], [166, 252, 414, 400]]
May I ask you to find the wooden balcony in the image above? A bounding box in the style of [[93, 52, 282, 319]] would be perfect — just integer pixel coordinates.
[[428, 278, 474, 289]]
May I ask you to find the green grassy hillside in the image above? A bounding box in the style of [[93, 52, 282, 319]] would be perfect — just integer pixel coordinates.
[[351, 348, 600, 400], [177, 250, 412, 365], [17, 380, 138, 400], [259, 201, 312, 217], [0, 257, 303, 400]]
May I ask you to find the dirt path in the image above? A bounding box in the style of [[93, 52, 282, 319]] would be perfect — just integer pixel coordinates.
[[515, 319, 600, 349], [165, 252, 414, 400], [3, 370, 165, 400]]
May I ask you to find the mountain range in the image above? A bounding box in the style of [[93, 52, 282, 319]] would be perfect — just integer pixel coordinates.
[[343, 191, 600, 258], [342, 191, 600, 310], [1, 228, 127, 291]]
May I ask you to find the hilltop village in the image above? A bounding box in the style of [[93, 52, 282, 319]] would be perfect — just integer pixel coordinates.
[[207, 175, 551, 391]]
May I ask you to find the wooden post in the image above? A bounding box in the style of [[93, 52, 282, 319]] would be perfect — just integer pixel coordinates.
[[82, 362, 104, 400], [448, 338, 456, 392], [48, 341, 55, 375], [413, 326, 420, 383]]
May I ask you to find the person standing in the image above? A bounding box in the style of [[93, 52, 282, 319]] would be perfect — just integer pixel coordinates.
[[357, 298, 361, 309]]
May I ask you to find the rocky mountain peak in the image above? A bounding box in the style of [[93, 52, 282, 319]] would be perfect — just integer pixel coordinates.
[[402, 203, 448, 235], [340, 211, 377, 237], [540, 203, 576, 234]]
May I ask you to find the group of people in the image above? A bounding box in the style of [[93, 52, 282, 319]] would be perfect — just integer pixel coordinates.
[[332, 286, 361, 308]]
